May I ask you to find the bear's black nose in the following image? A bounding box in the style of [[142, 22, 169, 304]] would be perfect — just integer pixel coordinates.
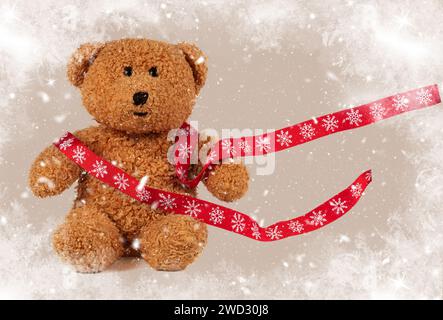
[[133, 92, 149, 106]]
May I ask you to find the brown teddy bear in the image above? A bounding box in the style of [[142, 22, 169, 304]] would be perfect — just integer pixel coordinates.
[[28, 38, 249, 272]]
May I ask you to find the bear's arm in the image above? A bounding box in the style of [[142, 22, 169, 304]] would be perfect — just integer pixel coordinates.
[[28, 126, 100, 198], [196, 134, 249, 202]]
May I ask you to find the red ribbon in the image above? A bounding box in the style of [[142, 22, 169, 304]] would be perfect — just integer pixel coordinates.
[[54, 84, 440, 241]]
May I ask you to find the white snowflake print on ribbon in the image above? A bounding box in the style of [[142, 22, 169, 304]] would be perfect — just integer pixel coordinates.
[[344, 109, 363, 126], [369, 103, 386, 120], [136, 188, 151, 202], [72, 146, 86, 164], [177, 143, 193, 160], [184, 200, 201, 218], [351, 183, 363, 198], [255, 136, 271, 153], [113, 173, 129, 190], [288, 220, 304, 233], [91, 160, 108, 178], [309, 210, 327, 226], [176, 126, 197, 137], [251, 223, 261, 239], [392, 95, 409, 111], [322, 115, 339, 132], [59, 138, 74, 150], [222, 140, 236, 156], [276, 130, 292, 147], [416, 88, 433, 105], [299, 123, 316, 140], [205, 150, 217, 164], [238, 140, 252, 154], [159, 193, 177, 209], [365, 171, 372, 181], [329, 198, 348, 215], [176, 167, 186, 179], [209, 206, 225, 225], [231, 213, 246, 232], [265, 225, 283, 240]]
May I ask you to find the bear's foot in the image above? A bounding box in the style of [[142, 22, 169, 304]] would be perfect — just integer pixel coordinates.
[[139, 215, 207, 271], [53, 205, 123, 273]]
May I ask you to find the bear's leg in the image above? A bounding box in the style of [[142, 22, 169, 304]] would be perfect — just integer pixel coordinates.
[[139, 215, 208, 271], [53, 205, 124, 273]]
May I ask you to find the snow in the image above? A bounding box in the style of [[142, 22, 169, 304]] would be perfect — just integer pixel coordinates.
[[195, 56, 205, 65], [136, 175, 149, 191], [37, 176, 55, 189]]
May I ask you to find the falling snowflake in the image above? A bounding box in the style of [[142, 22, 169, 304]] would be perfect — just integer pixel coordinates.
[[392, 95, 409, 111], [351, 183, 363, 198], [288, 220, 304, 233], [113, 173, 129, 190], [309, 211, 327, 226], [344, 109, 363, 126], [416, 88, 432, 105], [209, 207, 225, 224], [177, 143, 193, 159], [238, 140, 252, 154], [265, 225, 283, 240], [72, 146, 86, 164], [321, 115, 339, 132], [299, 123, 316, 140], [159, 193, 177, 209], [91, 160, 108, 178], [222, 140, 236, 156], [231, 213, 246, 232], [329, 198, 348, 215], [369, 103, 386, 120], [255, 136, 271, 153], [59, 138, 74, 150], [184, 200, 201, 218], [276, 130, 292, 147], [136, 188, 151, 202], [251, 223, 261, 239]]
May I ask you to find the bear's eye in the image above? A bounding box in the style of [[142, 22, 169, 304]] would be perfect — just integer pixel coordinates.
[[148, 66, 158, 77], [123, 66, 133, 77]]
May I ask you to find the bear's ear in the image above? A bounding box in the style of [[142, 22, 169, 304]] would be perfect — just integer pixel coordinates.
[[67, 43, 104, 87], [177, 42, 208, 95]]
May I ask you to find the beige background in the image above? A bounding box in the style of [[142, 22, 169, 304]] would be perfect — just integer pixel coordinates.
[[0, 0, 442, 299]]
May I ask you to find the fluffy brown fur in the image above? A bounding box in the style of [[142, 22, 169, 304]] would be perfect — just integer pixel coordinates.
[[29, 38, 249, 272]]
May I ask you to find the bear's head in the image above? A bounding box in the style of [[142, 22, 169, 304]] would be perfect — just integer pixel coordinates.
[[67, 38, 207, 133]]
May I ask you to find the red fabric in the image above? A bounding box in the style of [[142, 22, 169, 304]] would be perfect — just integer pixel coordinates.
[[54, 84, 440, 241]]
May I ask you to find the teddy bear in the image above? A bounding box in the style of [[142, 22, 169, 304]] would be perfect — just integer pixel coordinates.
[[28, 38, 249, 273]]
